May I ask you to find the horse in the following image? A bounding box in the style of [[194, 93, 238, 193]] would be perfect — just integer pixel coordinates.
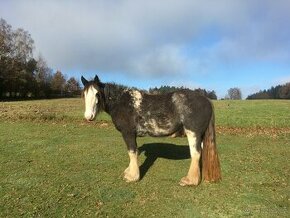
[[81, 75, 221, 186]]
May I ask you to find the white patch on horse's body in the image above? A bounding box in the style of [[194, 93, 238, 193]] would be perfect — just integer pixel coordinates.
[[148, 118, 172, 135], [130, 90, 142, 112], [84, 86, 98, 121], [172, 92, 185, 103], [136, 118, 174, 136], [180, 129, 201, 186]]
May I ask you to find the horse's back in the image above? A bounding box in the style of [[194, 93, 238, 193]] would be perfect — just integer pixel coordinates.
[[142, 89, 212, 117]]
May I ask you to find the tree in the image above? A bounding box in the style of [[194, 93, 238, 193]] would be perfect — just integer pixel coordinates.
[[247, 83, 290, 99], [149, 86, 217, 100], [34, 54, 53, 97], [207, 90, 217, 100], [11, 28, 34, 62], [1, 18, 84, 99], [227, 88, 242, 100], [0, 18, 36, 98], [51, 70, 66, 96], [0, 18, 13, 97], [278, 83, 290, 99], [65, 77, 81, 96], [0, 18, 13, 58]]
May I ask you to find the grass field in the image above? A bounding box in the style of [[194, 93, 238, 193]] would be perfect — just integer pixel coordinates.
[[1, 99, 290, 217]]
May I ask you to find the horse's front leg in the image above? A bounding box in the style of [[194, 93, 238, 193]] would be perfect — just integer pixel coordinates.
[[122, 132, 140, 182]]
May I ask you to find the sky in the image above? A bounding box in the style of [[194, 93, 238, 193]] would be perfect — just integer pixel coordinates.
[[1, 0, 290, 98]]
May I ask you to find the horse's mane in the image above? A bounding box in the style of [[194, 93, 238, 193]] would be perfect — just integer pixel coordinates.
[[103, 83, 143, 99]]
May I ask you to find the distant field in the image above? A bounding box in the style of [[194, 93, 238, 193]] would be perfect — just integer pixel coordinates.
[[215, 100, 290, 128], [1, 98, 290, 127], [1, 99, 289, 217]]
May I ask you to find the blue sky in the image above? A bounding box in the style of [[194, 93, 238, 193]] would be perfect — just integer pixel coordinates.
[[1, 0, 290, 98]]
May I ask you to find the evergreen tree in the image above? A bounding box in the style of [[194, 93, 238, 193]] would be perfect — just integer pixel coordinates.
[[247, 83, 290, 99]]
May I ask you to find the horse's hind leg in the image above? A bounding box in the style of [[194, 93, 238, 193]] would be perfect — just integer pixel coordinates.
[[180, 129, 201, 186]]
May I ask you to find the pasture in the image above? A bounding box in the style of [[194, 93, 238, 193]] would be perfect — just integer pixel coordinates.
[[1, 99, 290, 217]]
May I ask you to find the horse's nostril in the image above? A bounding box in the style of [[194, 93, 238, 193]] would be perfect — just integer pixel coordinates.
[[85, 113, 93, 121], [85, 113, 95, 121]]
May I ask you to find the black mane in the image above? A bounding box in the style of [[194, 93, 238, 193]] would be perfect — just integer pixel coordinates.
[[102, 83, 137, 114]]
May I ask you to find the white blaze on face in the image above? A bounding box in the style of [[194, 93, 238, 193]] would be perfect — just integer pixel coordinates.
[[84, 86, 98, 121]]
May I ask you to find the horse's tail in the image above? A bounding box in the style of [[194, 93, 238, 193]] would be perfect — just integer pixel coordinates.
[[202, 108, 221, 182]]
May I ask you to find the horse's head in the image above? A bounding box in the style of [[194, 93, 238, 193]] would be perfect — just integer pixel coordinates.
[[81, 75, 104, 121]]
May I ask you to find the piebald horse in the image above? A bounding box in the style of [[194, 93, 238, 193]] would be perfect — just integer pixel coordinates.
[[81, 75, 221, 186]]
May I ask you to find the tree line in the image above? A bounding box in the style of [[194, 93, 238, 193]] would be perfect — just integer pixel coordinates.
[[0, 18, 81, 99], [247, 83, 290, 99], [149, 85, 217, 99]]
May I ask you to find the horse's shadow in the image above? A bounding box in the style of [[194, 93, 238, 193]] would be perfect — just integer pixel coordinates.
[[138, 143, 190, 180]]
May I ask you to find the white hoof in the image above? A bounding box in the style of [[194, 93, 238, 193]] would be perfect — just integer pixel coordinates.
[[123, 168, 140, 182]]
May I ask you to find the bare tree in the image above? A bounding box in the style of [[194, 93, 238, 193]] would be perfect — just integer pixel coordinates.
[[227, 88, 242, 100], [0, 18, 36, 98], [35, 55, 51, 83], [0, 18, 13, 97], [11, 28, 34, 62], [51, 70, 66, 96], [0, 18, 13, 58], [34, 54, 53, 97]]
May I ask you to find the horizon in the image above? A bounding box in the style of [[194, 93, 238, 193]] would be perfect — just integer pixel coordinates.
[[1, 0, 290, 99]]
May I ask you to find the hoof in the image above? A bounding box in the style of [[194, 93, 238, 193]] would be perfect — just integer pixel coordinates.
[[124, 174, 139, 183], [179, 176, 200, 186], [123, 173, 140, 182], [123, 168, 140, 183]]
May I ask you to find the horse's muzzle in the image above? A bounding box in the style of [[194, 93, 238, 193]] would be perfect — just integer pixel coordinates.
[[84, 112, 96, 121]]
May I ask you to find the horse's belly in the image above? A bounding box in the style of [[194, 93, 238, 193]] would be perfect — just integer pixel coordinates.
[[136, 118, 178, 137]]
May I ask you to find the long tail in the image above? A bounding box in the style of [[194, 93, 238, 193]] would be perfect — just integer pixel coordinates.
[[202, 109, 221, 182]]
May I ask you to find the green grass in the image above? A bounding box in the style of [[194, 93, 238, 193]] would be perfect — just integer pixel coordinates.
[[215, 100, 290, 128], [1, 99, 290, 217], [1, 99, 289, 127]]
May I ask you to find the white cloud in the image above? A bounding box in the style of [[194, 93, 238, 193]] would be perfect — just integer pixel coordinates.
[[1, 0, 290, 79], [127, 45, 189, 77]]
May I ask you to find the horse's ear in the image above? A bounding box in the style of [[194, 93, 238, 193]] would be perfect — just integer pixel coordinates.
[[81, 76, 89, 86], [94, 75, 105, 88], [94, 75, 101, 84]]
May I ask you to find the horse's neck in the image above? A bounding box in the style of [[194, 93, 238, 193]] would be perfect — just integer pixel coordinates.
[[103, 83, 126, 114]]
